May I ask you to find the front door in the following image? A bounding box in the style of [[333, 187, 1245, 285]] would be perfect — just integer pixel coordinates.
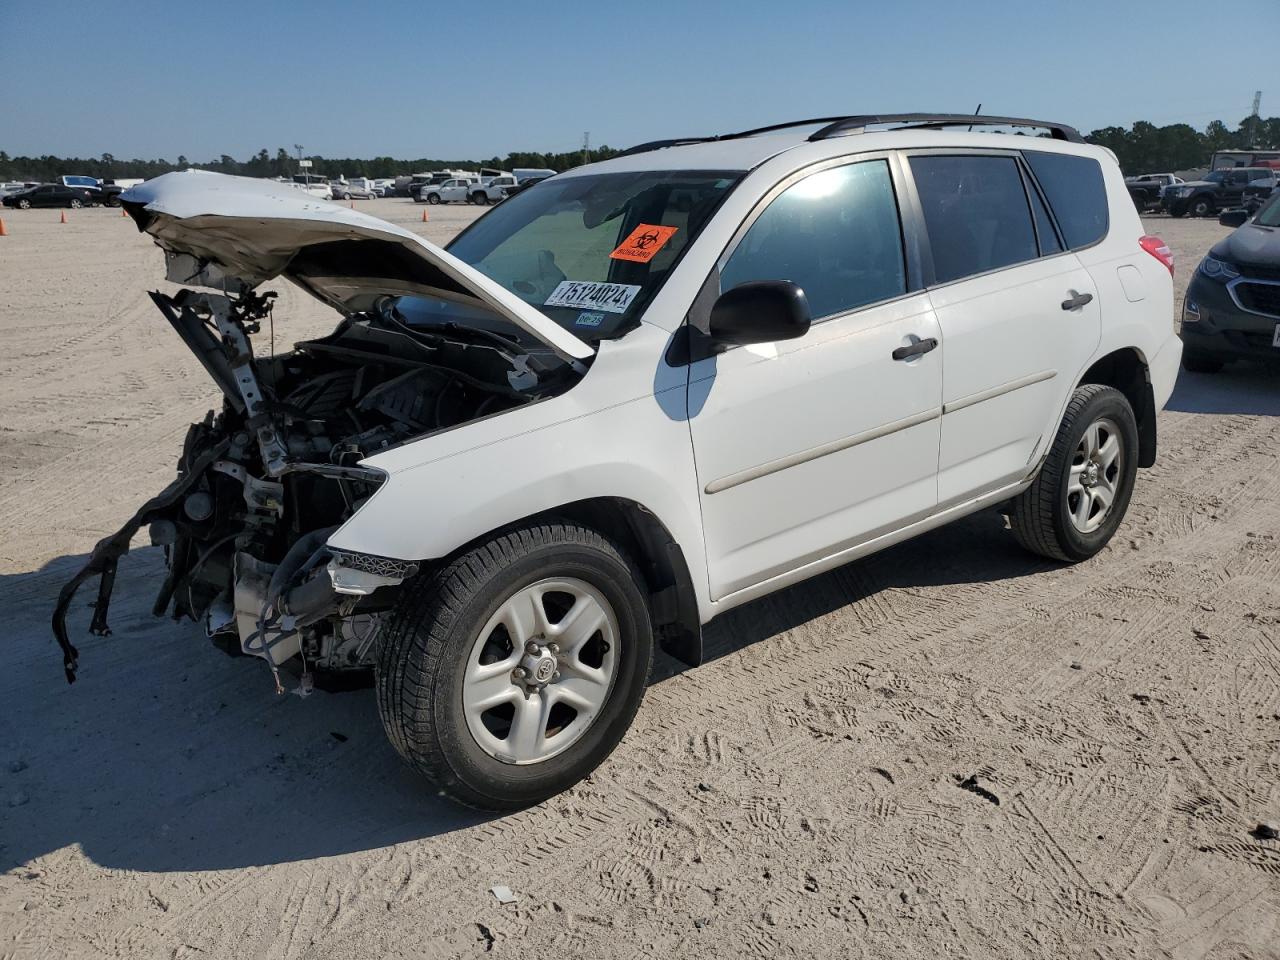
[[687, 157, 943, 601]]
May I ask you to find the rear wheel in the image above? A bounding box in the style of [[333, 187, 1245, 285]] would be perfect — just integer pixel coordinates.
[[69, 199, 82, 209], [376, 520, 654, 810], [1009, 385, 1139, 563]]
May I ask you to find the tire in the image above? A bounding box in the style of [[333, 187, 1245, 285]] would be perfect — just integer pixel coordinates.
[[427, 193, 441, 205], [1190, 197, 1214, 218], [376, 520, 654, 810], [471, 193, 488, 206], [1169, 206, 1186, 218], [1009, 384, 1140, 563], [69, 199, 82, 209], [17, 199, 30, 209], [1181, 354, 1224, 374]]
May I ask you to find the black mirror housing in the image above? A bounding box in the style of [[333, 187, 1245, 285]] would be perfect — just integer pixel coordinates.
[[709, 281, 811, 349], [1219, 209, 1249, 228]]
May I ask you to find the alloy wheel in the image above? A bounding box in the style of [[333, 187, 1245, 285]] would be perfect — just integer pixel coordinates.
[[462, 577, 619, 765], [1067, 417, 1123, 534]]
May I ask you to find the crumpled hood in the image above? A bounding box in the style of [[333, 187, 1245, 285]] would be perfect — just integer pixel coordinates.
[[120, 170, 593, 361]]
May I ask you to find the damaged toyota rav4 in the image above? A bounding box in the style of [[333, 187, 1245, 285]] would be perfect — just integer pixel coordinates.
[[57, 115, 1182, 810]]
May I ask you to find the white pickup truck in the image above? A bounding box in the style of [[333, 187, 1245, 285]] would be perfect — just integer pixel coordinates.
[[468, 175, 519, 205]]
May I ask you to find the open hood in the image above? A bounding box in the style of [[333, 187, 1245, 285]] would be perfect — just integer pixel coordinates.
[[120, 171, 594, 361]]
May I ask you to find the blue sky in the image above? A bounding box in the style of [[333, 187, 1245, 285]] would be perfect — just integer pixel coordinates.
[[2, 0, 1276, 160]]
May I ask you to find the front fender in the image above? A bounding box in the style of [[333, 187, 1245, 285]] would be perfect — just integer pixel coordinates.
[[326, 326, 713, 618]]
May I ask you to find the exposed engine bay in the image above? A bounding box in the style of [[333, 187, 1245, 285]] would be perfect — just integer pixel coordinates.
[[52, 277, 582, 687]]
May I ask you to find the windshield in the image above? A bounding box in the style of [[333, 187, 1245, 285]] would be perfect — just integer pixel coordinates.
[[1255, 192, 1280, 228], [1204, 171, 1227, 183], [443, 170, 743, 340]]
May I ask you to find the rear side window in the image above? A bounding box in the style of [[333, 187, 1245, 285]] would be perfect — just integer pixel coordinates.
[[909, 155, 1039, 284], [720, 159, 906, 320], [1023, 151, 1108, 249]]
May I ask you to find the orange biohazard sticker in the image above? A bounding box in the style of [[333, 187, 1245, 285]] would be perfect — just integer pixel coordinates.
[[609, 224, 678, 263]]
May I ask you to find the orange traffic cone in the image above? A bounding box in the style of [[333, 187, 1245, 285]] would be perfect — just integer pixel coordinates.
[[60, 210, 67, 224], [421, 209, 428, 223], [121, 207, 128, 217], [349, 199, 355, 209], [0, 218, 7, 237]]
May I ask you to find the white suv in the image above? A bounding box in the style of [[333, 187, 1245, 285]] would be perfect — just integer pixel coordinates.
[[57, 115, 1181, 810]]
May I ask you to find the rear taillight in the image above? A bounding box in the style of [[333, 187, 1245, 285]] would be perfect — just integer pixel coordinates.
[[1140, 235, 1174, 276]]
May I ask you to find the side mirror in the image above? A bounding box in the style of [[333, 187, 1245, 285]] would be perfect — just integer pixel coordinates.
[[1219, 209, 1249, 228], [709, 281, 811, 349]]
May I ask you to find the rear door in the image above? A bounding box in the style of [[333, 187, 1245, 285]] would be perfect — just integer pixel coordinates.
[[906, 150, 1102, 505]]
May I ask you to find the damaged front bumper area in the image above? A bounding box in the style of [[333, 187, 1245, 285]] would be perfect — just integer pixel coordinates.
[[52, 278, 563, 685], [50, 285, 417, 685]]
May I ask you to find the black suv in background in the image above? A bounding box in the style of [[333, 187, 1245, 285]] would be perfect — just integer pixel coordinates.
[[1180, 193, 1280, 372], [1165, 167, 1278, 218]]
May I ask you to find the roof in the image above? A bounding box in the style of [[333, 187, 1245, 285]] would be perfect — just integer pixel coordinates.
[[569, 123, 1105, 180]]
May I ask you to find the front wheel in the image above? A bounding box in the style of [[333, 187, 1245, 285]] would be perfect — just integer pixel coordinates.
[[427, 193, 441, 205], [376, 521, 654, 810], [69, 199, 82, 209], [1190, 197, 1214, 217], [1009, 384, 1140, 563], [17, 199, 30, 209]]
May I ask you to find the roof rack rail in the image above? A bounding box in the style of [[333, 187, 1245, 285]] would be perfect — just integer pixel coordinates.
[[808, 114, 1085, 143], [618, 113, 1085, 158]]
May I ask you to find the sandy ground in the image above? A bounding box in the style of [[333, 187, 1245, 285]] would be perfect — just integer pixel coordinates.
[[1, 200, 1278, 960]]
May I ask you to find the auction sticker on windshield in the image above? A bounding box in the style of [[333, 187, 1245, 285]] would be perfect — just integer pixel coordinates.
[[545, 281, 641, 314], [609, 224, 679, 263]]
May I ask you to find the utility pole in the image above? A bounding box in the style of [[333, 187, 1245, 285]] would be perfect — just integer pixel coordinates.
[[582, 132, 590, 167], [1246, 91, 1262, 148], [294, 144, 304, 178]]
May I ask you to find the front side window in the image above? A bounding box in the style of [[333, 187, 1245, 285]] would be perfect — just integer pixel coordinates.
[[446, 169, 742, 341], [909, 154, 1038, 284], [719, 160, 906, 320]]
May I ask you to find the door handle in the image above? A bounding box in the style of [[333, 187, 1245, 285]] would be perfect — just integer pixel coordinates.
[[892, 337, 938, 361], [1061, 291, 1094, 311]]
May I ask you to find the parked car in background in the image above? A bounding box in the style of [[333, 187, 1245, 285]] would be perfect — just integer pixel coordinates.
[[86, 183, 125, 206], [1165, 167, 1278, 218], [501, 174, 552, 199], [290, 175, 333, 201], [469, 175, 518, 204], [60, 115, 1180, 810], [59, 175, 101, 190], [372, 178, 395, 197], [2, 183, 96, 209], [0, 181, 37, 198], [332, 177, 377, 200], [512, 167, 557, 184], [415, 177, 479, 204], [1180, 193, 1280, 372], [1125, 173, 1183, 211]]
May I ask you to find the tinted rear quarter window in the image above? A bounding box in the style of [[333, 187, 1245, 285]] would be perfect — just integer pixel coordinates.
[[1023, 151, 1109, 249], [909, 154, 1039, 284]]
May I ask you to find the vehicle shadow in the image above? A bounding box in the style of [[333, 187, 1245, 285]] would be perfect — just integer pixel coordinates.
[[3, 508, 1040, 875], [658, 506, 1044, 675], [1, 551, 488, 875], [1165, 361, 1280, 416]]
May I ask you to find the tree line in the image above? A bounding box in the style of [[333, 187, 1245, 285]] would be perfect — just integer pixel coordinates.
[[1, 116, 1276, 183], [0, 145, 623, 184]]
